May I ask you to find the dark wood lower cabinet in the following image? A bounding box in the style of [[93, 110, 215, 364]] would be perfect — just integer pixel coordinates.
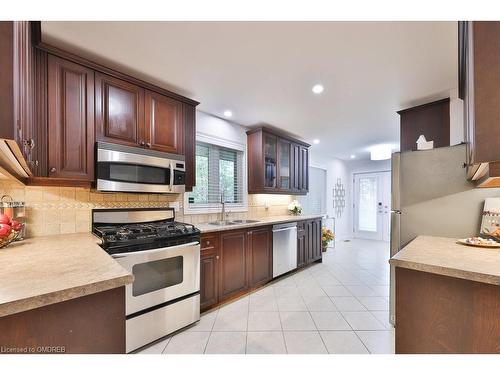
[[0, 287, 125, 354], [247, 226, 272, 288], [200, 220, 321, 312], [395, 267, 500, 353], [297, 221, 306, 267], [219, 230, 248, 301], [200, 233, 220, 311]]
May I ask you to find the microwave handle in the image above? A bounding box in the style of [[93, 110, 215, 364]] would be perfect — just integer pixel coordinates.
[[170, 161, 174, 190]]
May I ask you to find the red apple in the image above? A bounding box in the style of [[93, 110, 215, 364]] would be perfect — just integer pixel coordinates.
[[11, 220, 23, 232], [0, 223, 12, 238], [0, 213, 11, 225]]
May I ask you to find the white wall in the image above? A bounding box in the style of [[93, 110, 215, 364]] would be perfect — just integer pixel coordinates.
[[196, 111, 247, 145], [309, 149, 350, 241]]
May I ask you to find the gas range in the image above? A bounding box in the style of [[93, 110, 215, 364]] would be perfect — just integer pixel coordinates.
[[91, 207, 201, 352], [92, 208, 200, 255]]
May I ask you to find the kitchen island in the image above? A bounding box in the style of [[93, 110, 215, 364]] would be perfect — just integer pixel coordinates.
[[0, 233, 133, 353], [389, 236, 500, 354]]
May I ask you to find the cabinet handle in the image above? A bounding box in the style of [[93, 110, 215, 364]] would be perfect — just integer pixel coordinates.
[[49, 167, 56, 173], [216, 255, 220, 260], [206, 241, 210, 246]]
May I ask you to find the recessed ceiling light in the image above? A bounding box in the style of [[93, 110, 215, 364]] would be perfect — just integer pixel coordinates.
[[370, 144, 393, 161], [313, 139, 320, 144], [223, 110, 232, 118], [312, 84, 324, 94], [350, 154, 356, 159]]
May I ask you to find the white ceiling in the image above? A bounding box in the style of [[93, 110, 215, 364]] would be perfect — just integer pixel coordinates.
[[41, 21, 458, 160]]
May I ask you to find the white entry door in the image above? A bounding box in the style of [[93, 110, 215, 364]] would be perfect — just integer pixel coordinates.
[[353, 171, 391, 241]]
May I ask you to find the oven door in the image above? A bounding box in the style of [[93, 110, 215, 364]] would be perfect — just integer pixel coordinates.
[[113, 241, 200, 316]]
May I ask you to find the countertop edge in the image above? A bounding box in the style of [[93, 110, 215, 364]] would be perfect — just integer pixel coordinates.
[[389, 257, 500, 287], [198, 214, 324, 234], [0, 273, 134, 318]]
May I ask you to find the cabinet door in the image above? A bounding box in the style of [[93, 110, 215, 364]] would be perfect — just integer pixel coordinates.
[[200, 248, 219, 311], [47, 55, 95, 180], [291, 143, 301, 192], [263, 132, 278, 189], [247, 227, 272, 287], [144, 90, 184, 154], [278, 139, 291, 190], [311, 219, 323, 262], [300, 146, 309, 193], [95, 72, 144, 148], [305, 220, 314, 263], [183, 103, 196, 191], [472, 21, 500, 164], [297, 221, 306, 268], [219, 230, 248, 300]]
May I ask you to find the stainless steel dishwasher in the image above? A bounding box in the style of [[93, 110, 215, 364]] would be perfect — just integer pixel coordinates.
[[272, 222, 297, 278]]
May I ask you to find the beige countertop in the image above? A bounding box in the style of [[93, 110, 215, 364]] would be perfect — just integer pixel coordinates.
[[0, 233, 133, 318], [196, 214, 324, 233], [389, 235, 500, 286]]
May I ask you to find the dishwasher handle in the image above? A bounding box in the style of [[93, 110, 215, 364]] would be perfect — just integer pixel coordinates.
[[272, 227, 297, 233]]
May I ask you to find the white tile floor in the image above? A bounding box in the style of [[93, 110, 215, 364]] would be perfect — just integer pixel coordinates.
[[136, 238, 394, 354]]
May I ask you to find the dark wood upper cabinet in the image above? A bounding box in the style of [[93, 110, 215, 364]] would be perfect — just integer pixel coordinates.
[[247, 226, 272, 288], [219, 230, 248, 300], [144, 90, 184, 154], [47, 55, 95, 181], [247, 127, 310, 195], [0, 21, 36, 178], [459, 21, 500, 186], [183, 103, 196, 192], [397, 98, 450, 152], [95, 72, 145, 148]]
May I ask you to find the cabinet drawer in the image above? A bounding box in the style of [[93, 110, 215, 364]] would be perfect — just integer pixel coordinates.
[[200, 233, 219, 251]]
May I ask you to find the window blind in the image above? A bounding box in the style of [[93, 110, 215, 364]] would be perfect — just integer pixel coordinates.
[[298, 167, 327, 215], [188, 142, 244, 206]]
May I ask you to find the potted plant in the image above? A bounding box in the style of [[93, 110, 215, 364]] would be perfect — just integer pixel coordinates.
[[287, 200, 302, 216], [321, 227, 334, 252]]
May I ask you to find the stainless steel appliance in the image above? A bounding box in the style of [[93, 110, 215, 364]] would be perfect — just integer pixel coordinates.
[[272, 222, 297, 278], [92, 208, 201, 352], [390, 144, 500, 325], [96, 142, 186, 194]]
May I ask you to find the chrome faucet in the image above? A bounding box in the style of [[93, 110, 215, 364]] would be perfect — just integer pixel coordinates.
[[219, 191, 226, 222]]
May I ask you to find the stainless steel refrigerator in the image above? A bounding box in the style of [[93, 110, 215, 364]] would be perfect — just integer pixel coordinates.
[[389, 144, 500, 325]]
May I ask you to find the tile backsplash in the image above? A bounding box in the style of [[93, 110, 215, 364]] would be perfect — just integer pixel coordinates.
[[0, 181, 295, 237]]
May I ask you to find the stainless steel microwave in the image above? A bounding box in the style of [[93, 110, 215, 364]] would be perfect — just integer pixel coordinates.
[[96, 142, 185, 194]]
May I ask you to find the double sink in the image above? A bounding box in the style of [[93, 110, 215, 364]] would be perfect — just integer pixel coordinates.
[[208, 219, 261, 226]]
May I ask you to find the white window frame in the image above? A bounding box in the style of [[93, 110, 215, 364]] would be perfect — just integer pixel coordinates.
[[183, 131, 248, 215]]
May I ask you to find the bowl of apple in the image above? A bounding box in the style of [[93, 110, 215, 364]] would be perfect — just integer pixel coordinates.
[[0, 213, 24, 249]]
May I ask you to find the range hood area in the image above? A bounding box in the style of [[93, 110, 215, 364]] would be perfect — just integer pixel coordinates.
[[469, 162, 500, 188], [0, 138, 30, 185]]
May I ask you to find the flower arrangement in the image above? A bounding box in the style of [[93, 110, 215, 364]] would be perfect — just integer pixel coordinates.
[[321, 227, 335, 251], [287, 200, 302, 216]]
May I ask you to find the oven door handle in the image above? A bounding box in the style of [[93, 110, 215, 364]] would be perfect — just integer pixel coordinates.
[[111, 241, 200, 258]]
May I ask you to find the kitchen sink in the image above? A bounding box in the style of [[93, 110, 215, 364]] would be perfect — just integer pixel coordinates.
[[207, 220, 237, 226], [230, 219, 261, 224], [207, 219, 261, 226]]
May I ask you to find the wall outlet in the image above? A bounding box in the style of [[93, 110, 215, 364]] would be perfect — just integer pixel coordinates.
[[169, 201, 180, 212]]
